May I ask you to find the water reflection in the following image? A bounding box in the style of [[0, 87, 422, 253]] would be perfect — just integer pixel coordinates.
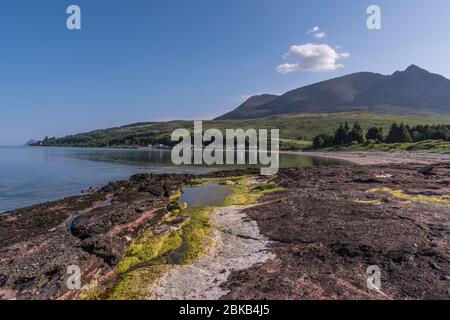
[[67, 148, 347, 169], [0, 147, 348, 213]]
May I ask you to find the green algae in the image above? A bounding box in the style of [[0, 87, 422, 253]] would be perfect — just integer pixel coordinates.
[[116, 228, 183, 274], [252, 182, 279, 191], [168, 189, 182, 202], [223, 178, 284, 206], [108, 265, 171, 300], [367, 187, 450, 205], [179, 206, 214, 264], [354, 199, 383, 205], [86, 175, 282, 300]]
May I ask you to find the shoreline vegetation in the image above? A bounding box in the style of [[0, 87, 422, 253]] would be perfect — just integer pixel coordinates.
[[27, 111, 450, 155], [28, 111, 450, 150], [310, 121, 450, 153]]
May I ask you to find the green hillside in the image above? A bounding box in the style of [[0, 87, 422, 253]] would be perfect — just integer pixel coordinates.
[[36, 112, 450, 148]]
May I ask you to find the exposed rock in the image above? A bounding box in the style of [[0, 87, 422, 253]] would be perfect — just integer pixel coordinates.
[[0, 174, 191, 300], [222, 164, 450, 300], [1, 165, 449, 300]]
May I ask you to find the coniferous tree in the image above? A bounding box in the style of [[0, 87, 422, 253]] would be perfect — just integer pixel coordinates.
[[386, 123, 412, 143], [313, 134, 334, 149], [344, 122, 351, 143], [348, 122, 365, 144], [366, 127, 384, 142], [398, 123, 413, 142], [333, 124, 348, 145], [385, 123, 399, 143]]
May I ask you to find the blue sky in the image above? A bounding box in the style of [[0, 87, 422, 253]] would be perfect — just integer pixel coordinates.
[[1, 0, 450, 145]]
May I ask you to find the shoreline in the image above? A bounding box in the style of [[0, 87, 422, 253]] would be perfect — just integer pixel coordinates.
[[0, 169, 266, 300], [25, 144, 450, 166], [21, 144, 450, 167], [1, 160, 449, 300]]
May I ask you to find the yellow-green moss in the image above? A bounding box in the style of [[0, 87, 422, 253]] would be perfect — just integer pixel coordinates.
[[179, 206, 214, 264], [167, 201, 188, 212], [108, 265, 171, 300], [354, 199, 383, 205], [223, 178, 284, 206], [162, 210, 183, 222], [89, 174, 285, 300], [116, 229, 183, 274], [367, 188, 450, 205], [168, 189, 182, 202], [79, 279, 111, 300], [191, 175, 252, 184], [107, 206, 214, 299], [223, 178, 258, 205]]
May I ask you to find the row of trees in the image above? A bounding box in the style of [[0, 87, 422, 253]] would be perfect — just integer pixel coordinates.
[[313, 122, 450, 149], [36, 133, 175, 148]]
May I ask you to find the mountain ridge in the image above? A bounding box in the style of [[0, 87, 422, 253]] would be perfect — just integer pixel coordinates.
[[216, 65, 450, 120]]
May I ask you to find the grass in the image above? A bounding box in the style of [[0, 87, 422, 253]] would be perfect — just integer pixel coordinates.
[[280, 139, 312, 151], [326, 139, 450, 153], [37, 112, 450, 147]]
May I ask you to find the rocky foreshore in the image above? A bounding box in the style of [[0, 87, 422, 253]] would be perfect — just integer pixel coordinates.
[[0, 173, 192, 300], [0, 163, 449, 300], [223, 163, 450, 299]]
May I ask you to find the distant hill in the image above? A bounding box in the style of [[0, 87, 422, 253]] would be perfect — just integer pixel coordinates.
[[216, 65, 450, 120], [34, 65, 450, 148], [24, 139, 39, 146], [35, 112, 450, 148]]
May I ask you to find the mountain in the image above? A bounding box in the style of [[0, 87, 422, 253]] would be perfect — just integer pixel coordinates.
[[216, 65, 450, 120], [219, 94, 279, 119]]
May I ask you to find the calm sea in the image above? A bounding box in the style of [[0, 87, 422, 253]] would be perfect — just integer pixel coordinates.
[[0, 146, 346, 213]]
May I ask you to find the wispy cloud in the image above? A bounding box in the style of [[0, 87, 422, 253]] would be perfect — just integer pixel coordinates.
[[276, 43, 350, 73], [307, 26, 327, 39], [307, 26, 320, 34]]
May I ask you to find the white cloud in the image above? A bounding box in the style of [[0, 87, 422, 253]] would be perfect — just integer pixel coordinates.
[[307, 26, 320, 34], [307, 26, 326, 39], [275, 63, 299, 74], [314, 32, 326, 39], [276, 43, 350, 73]]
